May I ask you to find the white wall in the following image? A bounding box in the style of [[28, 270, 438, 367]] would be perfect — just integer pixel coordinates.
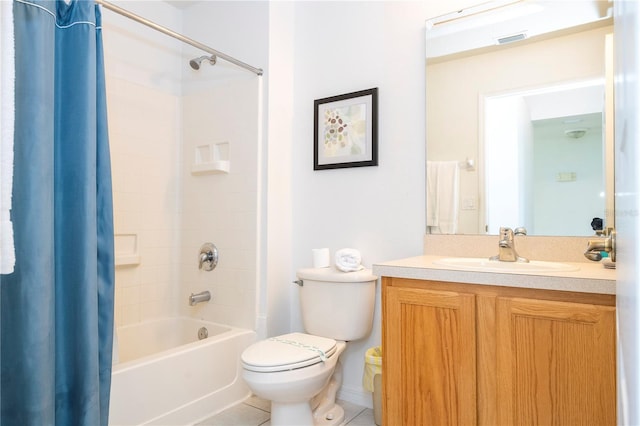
[[264, 2, 295, 339], [104, 0, 268, 330], [180, 1, 268, 330], [103, 1, 183, 326], [288, 1, 429, 406], [179, 76, 261, 329]]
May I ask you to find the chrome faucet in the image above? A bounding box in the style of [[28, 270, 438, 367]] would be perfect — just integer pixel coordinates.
[[199, 243, 219, 271], [189, 290, 211, 306], [584, 227, 616, 262], [490, 227, 529, 263]]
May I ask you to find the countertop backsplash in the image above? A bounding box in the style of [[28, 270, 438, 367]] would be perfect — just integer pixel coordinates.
[[424, 234, 598, 264]]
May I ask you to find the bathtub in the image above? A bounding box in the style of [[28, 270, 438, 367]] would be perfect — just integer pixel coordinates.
[[109, 317, 256, 425]]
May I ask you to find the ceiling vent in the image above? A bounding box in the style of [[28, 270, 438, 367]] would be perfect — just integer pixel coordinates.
[[496, 32, 528, 45]]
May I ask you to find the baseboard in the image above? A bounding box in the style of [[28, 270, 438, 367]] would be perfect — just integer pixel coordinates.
[[337, 384, 373, 409]]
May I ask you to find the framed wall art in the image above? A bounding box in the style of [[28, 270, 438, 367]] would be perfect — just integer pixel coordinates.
[[313, 88, 378, 170]]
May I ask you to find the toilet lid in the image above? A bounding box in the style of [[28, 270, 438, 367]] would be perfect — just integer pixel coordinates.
[[241, 332, 337, 373]]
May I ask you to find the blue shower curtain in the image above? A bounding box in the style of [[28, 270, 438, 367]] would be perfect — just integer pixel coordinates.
[[1, 1, 115, 425]]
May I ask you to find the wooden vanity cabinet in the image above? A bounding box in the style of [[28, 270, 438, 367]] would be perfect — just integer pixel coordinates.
[[384, 285, 477, 425], [382, 277, 616, 426]]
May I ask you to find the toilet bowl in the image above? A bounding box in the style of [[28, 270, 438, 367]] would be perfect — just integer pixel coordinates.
[[242, 333, 347, 425], [240, 267, 378, 426]]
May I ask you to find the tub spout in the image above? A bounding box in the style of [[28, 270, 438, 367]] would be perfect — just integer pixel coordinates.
[[189, 290, 211, 306]]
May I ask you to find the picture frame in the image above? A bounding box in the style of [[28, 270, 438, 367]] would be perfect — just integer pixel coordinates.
[[313, 88, 378, 170]]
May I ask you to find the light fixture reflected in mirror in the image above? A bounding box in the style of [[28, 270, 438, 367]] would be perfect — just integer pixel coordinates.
[[565, 128, 588, 139]]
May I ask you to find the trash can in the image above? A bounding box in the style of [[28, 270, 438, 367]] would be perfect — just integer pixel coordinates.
[[363, 346, 382, 426]]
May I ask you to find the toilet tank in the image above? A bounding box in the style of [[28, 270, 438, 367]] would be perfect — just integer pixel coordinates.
[[296, 267, 377, 341]]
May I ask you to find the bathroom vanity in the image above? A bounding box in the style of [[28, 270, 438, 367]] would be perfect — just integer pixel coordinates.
[[373, 255, 616, 426]]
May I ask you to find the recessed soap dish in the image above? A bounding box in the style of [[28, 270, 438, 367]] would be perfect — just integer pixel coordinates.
[[191, 142, 230, 174], [115, 233, 140, 266]]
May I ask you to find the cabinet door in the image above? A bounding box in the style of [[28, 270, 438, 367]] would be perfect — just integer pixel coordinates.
[[384, 286, 477, 426], [496, 297, 616, 425]]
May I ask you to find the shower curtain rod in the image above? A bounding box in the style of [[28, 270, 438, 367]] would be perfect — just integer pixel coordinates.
[[95, 0, 263, 76]]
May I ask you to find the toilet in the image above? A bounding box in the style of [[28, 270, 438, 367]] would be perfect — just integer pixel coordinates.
[[241, 267, 378, 426]]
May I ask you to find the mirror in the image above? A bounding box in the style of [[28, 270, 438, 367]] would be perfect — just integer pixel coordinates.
[[425, 0, 614, 236]]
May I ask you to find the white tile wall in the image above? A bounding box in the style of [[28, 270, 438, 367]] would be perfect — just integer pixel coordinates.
[[102, 1, 184, 327], [107, 76, 182, 326], [103, 4, 260, 329], [179, 77, 260, 330]]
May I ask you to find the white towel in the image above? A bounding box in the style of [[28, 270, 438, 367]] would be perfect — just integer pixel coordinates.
[[335, 248, 364, 272], [426, 161, 459, 234], [0, 0, 15, 274], [426, 161, 440, 227]]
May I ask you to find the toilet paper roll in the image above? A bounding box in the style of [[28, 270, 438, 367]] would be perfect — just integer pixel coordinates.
[[312, 248, 330, 268]]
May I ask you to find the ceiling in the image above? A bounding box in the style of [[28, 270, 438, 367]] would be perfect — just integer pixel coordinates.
[[165, 0, 199, 10]]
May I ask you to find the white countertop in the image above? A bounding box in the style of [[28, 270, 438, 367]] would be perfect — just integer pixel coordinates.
[[373, 255, 616, 295]]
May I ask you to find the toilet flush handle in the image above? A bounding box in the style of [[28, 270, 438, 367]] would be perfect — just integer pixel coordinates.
[[292, 279, 303, 287]]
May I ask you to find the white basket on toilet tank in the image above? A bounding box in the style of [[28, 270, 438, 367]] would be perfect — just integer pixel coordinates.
[[241, 267, 378, 426]]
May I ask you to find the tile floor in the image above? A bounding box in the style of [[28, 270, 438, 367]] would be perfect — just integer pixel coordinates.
[[198, 395, 376, 426]]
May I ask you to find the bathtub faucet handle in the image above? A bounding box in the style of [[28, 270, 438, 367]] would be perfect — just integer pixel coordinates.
[[199, 243, 218, 271], [189, 290, 211, 306]]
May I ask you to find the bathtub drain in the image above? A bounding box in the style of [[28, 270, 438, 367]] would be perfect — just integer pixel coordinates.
[[198, 327, 209, 340]]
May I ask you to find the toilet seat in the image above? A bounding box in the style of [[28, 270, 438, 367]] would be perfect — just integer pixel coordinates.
[[242, 332, 337, 373]]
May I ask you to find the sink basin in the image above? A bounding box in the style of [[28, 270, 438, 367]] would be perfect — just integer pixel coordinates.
[[433, 257, 580, 273]]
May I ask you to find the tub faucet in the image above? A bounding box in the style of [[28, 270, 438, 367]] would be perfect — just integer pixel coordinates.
[[199, 243, 218, 271], [490, 227, 529, 263], [189, 290, 211, 306]]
